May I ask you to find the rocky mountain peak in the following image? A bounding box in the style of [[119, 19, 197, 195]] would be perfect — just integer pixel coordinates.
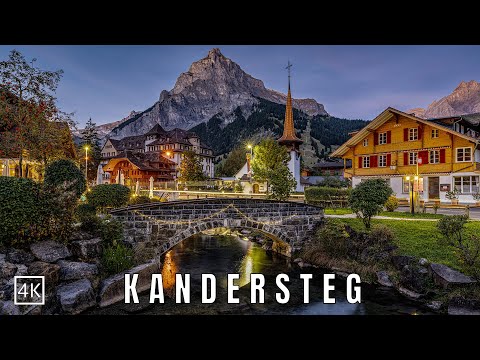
[[107, 48, 327, 139], [407, 80, 480, 119]]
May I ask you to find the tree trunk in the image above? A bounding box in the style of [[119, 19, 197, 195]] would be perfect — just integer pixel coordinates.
[[19, 154, 23, 177]]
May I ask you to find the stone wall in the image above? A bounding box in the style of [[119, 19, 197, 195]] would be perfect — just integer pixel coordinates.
[[111, 198, 324, 258]]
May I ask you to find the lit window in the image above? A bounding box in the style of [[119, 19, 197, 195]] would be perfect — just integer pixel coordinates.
[[402, 179, 410, 193], [409, 128, 418, 141], [363, 139, 368, 147], [456, 147, 472, 162], [429, 150, 440, 164], [362, 156, 370, 168], [379, 132, 387, 145], [379, 154, 387, 167], [409, 152, 417, 165], [431, 129, 439, 138], [453, 176, 479, 193]]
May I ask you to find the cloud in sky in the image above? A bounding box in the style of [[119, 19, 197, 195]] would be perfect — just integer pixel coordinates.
[[0, 45, 478, 127]]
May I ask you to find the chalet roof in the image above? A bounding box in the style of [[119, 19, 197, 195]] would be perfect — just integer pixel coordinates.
[[109, 150, 175, 171], [331, 107, 480, 158], [114, 135, 146, 151], [145, 124, 166, 135]]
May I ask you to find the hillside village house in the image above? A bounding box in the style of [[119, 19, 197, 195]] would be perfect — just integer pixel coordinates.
[[97, 124, 214, 186], [331, 108, 480, 204]]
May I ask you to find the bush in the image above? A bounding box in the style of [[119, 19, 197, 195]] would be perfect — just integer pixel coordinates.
[[349, 179, 393, 229], [305, 186, 351, 206], [314, 218, 349, 258], [98, 217, 124, 245], [128, 195, 151, 205], [384, 196, 399, 212], [86, 184, 131, 211], [0, 177, 42, 245], [102, 243, 134, 276], [316, 176, 350, 188], [437, 215, 480, 278], [234, 182, 244, 193], [369, 225, 395, 248], [76, 203, 100, 231], [44, 159, 86, 198]]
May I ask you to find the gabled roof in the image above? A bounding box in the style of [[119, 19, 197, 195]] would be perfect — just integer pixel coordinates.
[[331, 107, 480, 158], [145, 124, 166, 135]]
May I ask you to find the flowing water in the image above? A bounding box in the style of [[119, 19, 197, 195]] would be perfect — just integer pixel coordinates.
[[91, 234, 431, 315]]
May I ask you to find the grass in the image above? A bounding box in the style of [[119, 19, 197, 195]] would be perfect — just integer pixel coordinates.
[[339, 218, 480, 272], [324, 208, 353, 215], [378, 211, 445, 219]]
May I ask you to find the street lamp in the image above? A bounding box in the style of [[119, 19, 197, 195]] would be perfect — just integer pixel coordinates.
[[84, 145, 89, 185]]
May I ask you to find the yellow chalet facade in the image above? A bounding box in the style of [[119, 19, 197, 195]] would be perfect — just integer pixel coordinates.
[[331, 107, 480, 204]]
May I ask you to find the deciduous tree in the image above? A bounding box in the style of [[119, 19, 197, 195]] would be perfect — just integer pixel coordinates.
[[251, 137, 296, 200]]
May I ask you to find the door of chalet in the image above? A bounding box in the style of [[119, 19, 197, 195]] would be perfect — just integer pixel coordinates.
[[428, 177, 440, 200]]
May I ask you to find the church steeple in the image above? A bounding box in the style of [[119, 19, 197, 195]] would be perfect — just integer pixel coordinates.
[[278, 61, 303, 148]]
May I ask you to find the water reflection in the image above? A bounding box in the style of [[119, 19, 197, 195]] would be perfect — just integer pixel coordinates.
[[161, 251, 177, 297]]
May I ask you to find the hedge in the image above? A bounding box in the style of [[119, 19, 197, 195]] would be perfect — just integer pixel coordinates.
[[86, 184, 131, 211], [0, 177, 42, 245], [305, 186, 351, 207]]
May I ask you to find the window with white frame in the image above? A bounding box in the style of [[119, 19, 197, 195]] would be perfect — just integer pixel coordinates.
[[456, 147, 472, 162], [379, 132, 387, 145], [379, 154, 387, 167], [363, 139, 368, 147], [362, 156, 370, 168], [409, 128, 418, 141], [453, 176, 479, 194], [429, 150, 440, 164], [431, 129, 439, 138], [409, 152, 417, 165]]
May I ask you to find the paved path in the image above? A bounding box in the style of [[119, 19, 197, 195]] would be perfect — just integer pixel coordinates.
[[325, 214, 439, 221]]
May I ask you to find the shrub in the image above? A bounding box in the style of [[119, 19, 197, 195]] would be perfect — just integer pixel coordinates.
[[313, 218, 349, 258], [76, 203, 100, 232], [234, 182, 244, 193], [0, 177, 42, 245], [128, 195, 151, 205], [41, 182, 80, 242], [98, 217, 124, 246], [349, 179, 393, 229], [44, 159, 86, 198], [102, 243, 134, 276], [305, 186, 351, 206], [369, 225, 395, 248], [437, 215, 480, 278], [86, 184, 131, 211], [384, 196, 399, 212]]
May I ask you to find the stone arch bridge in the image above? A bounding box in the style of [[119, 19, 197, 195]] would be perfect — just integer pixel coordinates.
[[110, 198, 324, 258]]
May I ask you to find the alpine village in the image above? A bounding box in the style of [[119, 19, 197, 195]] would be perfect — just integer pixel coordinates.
[[1, 47, 480, 316]]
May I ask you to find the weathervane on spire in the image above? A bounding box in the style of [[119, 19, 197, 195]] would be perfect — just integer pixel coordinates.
[[286, 61, 292, 88]]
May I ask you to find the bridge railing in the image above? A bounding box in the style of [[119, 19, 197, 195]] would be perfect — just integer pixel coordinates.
[[140, 189, 306, 203]]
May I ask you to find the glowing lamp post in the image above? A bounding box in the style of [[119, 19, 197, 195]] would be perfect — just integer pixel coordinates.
[[84, 145, 90, 186]]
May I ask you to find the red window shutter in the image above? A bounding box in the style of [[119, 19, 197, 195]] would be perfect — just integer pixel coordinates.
[[374, 133, 378, 146], [404, 128, 409, 141], [358, 157, 362, 168], [371, 155, 378, 167], [403, 152, 408, 165], [418, 126, 422, 140], [440, 148, 446, 163], [420, 150, 428, 164], [387, 131, 391, 144], [387, 153, 391, 166]]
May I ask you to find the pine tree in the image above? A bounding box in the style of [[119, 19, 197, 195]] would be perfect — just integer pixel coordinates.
[[79, 118, 101, 183]]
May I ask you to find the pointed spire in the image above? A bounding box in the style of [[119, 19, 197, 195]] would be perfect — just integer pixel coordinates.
[[278, 61, 303, 147]]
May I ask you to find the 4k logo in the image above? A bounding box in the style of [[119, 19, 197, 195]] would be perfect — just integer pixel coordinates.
[[14, 276, 45, 305]]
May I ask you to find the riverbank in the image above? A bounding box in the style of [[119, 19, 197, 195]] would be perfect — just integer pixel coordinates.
[[297, 217, 480, 314]]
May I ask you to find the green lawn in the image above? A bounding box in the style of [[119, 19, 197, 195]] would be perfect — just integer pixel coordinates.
[[378, 211, 445, 219], [339, 218, 480, 271], [324, 208, 353, 215]]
